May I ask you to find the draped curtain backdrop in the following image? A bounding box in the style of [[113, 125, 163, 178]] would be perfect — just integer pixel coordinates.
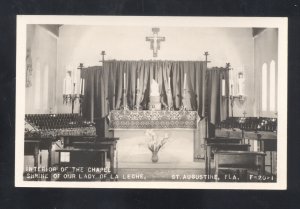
[[81, 60, 207, 120], [81, 60, 228, 125], [206, 67, 229, 125]]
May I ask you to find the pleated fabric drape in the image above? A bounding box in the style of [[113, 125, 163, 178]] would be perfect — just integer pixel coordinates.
[[81, 60, 227, 125], [206, 67, 229, 125]]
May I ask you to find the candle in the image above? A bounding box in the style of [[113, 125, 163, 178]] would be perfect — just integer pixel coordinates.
[[66, 77, 70, 94], [183, 73, 187, 90], [222, 79, 226, 96], [168, 76, 171, 90], [137, 77, 140, 90], [124, 73, 126, 91], [229, 80, 233, 96], [123, 73, 126, 107], [238, 73, 245, 95], [82, 79, 85, 95], [79, 78, 82, 95], [63, 78, 66, 94]]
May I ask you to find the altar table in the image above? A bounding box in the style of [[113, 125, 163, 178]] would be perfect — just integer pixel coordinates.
[[108, 110, 202, 165], [108, 110, 200, 130]]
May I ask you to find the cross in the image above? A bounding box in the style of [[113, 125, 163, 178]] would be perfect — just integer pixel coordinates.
[[243, 111, 247, 118], [146, 28, 165, 57], [77, 63, 84, 70]]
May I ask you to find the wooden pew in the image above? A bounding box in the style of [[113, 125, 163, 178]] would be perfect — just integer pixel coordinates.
[[60, 136, 119, 175], [204, 137, 248, 176], [205, 142, 250, 176], [214, 151, 266, 181]]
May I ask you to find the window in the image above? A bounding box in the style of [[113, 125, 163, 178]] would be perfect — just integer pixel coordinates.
[[261, 63, 267, 111], [261, 60, 277, 115], [43, 64, 49, 111], [34, 61, 41, 110], [269, 61, 276, 111]]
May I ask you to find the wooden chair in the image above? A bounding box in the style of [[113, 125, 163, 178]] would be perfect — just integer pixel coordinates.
[[214, 151, 266, 181]]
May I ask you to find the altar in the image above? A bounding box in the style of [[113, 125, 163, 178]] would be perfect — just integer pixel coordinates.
[[108, 110, 203, 167]]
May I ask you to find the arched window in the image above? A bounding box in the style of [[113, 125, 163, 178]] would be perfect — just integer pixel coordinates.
[[261, 63, 267, 111], [34, 61, 41, 110], [43, 64, 49, 111], [261, 60, 277, 116], [269, 60, 276, 111]]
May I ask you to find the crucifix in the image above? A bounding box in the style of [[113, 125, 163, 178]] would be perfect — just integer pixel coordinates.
[[146, 28, 165, 57]]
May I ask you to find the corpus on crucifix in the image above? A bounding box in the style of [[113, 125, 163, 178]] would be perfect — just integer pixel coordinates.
[[146, 27, 165, 57]]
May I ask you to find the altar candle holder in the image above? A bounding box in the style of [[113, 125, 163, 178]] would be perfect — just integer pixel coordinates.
[[63, 92, 82, 114], [62, 64, 85, 114]]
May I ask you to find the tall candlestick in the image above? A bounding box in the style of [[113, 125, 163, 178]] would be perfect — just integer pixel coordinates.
[[222, 79, 226, 96], [183, 73, 187, 90]]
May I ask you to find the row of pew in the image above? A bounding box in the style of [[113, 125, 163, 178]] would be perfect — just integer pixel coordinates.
[[205, 137, 275, 182]]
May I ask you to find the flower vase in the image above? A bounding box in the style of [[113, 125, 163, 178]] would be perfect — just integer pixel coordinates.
[[151, 151, 159, 163]]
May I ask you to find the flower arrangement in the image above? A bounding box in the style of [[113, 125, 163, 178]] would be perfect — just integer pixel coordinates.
[[145, 129, 169, 162]]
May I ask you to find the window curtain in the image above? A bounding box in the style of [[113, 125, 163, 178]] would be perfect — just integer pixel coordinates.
[[81, 60, 208, 120], [206, 67, 229, 125]]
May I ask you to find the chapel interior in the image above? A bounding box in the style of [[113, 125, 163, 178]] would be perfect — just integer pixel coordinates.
[[24, 24, 278, 182]]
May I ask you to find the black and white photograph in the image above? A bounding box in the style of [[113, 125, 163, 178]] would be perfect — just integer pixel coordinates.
[[15, 16, 287, 189]]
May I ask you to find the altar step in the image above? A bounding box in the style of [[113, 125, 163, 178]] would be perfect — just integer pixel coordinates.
[[118, 160, 205, 169], [117, 167, 205, 182]]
